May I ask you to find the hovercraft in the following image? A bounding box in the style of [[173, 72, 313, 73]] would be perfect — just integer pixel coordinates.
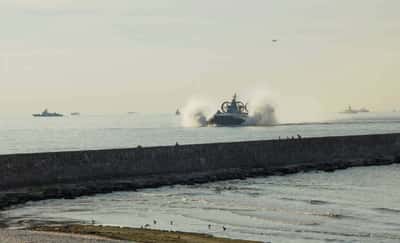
[[208, 94, 248, 126]]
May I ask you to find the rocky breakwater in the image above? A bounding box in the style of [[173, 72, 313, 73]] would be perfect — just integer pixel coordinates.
[[1, 133, 400, 210]]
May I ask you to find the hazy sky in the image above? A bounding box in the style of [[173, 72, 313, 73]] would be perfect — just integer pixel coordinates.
[[1, 0, 399, 114]]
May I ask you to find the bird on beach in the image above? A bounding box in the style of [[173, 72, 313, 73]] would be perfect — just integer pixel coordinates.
[[222, 226, 227, 231], [153, 220, 157, 225]]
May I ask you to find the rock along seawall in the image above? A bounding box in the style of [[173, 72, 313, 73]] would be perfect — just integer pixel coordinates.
[[1, 133, 400, 209]]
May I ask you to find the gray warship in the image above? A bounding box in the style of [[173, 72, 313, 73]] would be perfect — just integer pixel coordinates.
[[33, 109, 63, 117], [341, 106, 358, 114], [208, 94, 248, 126]]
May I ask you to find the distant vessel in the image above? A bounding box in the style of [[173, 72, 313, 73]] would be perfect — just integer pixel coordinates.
[[175, 109, 181, 116], [208, 93, 248, 126], [70, 112, 80, 116], [340, 106, 370, 114], [341, 106, 358, 114], [127, 112, 137, 114], [33, 109, 63, 117], [358, 108, 370, 113]]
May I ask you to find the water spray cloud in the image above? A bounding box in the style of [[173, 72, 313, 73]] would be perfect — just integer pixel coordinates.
[[181, 98, 212, 127]]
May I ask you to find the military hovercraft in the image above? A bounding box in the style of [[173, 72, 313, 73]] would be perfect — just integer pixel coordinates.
[[208, 94, 248, 126]]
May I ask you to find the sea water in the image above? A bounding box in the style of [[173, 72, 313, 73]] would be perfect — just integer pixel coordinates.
[[1, 112, 400, 155], [3, 165, 400, 243]]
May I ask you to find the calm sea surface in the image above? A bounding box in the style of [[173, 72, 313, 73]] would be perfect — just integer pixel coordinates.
[[1, 112, 400, 242], [1, 112, 400, 155]]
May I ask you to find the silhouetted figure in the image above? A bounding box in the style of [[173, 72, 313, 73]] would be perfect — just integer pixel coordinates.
[[175, 142, 179, 146], [153, 220, 157, 225], [297, 134, 302, 139], [170, 221, 173, 225], [278, 136, 281, 140], [291, 136, 295, 139], [222, 226, 227, 231]]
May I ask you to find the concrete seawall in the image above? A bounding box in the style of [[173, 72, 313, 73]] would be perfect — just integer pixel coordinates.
[[1, 133, 400, 209]]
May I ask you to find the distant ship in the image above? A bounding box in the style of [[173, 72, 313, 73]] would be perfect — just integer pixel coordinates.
[[340, 106, 370, 114], [175, 109, 181, 116], [33, 109, 63, 117], [70, 112, 80, 116], [208, 93, 248, 126], [358, 107, 370, 113], [341, 106, 358, 114]]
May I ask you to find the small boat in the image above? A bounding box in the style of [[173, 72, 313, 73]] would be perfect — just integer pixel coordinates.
[[33, 109, 63, 117], [208, 93, 248, 126], [70, 112, 80, 116]]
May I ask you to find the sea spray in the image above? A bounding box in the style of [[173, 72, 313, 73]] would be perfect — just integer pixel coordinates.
[[181, 98, 213, 127], [245, 103, 277, 126], [243, 88, 327, 124]]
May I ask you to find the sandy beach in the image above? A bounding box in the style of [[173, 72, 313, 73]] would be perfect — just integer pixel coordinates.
[[0, 224, 261, 243], [31, 224, 261, 243], [0, 228, 131, 243]]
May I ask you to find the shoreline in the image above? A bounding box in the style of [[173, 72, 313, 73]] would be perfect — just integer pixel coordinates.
[[2, 164, 399, 242], [1, 133, 400, 241], [0, 159, 397, 212], [31, 224, 262, 243]]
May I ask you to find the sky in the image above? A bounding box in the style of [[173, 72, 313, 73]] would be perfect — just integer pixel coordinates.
[[0, 0, 399, 114]]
